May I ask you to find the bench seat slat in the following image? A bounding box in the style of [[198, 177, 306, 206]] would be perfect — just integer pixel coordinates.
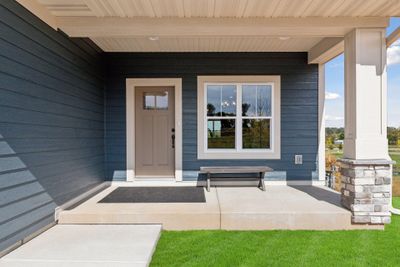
[[200, 166, 272, 174]]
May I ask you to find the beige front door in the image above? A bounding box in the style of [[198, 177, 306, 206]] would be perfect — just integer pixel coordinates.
[[135, 86, 175, 177]]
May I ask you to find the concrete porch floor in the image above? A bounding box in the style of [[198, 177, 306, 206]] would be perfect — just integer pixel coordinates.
[[58, 185, 383, 230]]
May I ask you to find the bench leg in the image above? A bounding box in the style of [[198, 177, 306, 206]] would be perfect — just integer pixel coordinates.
[[207, 173, 211, 192], [259, 172, 266, 191]]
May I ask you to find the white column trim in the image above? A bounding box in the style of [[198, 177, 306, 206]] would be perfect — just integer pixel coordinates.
[[318, 64, 326, 181], [126, 78, 183, 182]]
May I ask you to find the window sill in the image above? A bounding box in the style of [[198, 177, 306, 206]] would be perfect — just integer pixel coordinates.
[[197, 151, 281, 160]]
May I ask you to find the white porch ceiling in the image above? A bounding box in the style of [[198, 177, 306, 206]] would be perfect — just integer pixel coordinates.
[[92, 36, 323, 52], [31, 0, 399, 52], [37, 0, 400, 18]]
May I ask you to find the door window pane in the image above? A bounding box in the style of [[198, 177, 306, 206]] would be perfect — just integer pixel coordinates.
[[242, 119, 270, 149], [156, 91, 168, 110], [144, 93, 156, 109], [242, 85, 271, 117], [207, 85, 236, 116], [143, 91, 168, 110], [207, 119, 235, 149]]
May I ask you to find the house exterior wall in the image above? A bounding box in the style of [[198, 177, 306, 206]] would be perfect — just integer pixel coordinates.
[[0, 0, 105, 252], [105, 53, 319, 181]]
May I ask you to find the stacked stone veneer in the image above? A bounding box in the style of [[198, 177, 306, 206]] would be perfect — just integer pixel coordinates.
[[339, 159, 394, 225]]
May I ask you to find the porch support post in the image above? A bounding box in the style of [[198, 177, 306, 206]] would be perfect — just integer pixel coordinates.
[[339, 28, 394, 225]]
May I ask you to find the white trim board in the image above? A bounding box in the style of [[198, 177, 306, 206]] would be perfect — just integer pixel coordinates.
[[318, 64, 326, 181], [57, 17, 389, 38], [126, 78, 183, 182], [110, 180, 325, 187]]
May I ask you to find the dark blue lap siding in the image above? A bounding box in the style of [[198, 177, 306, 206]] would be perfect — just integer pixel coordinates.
[[104, 53, 319, 181], [0, 0, 104, 252]]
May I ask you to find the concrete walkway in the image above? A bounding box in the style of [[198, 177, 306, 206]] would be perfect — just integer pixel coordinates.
[[0, 225, 161, 267]]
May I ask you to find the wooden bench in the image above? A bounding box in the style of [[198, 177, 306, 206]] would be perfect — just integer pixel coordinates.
[[199, 166, 273, 192]]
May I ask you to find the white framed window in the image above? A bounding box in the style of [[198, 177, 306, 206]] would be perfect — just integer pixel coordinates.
[[197, 76, 281, 159]]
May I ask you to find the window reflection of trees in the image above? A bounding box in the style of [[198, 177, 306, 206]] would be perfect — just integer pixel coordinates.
[[206, 84, 271, 149]]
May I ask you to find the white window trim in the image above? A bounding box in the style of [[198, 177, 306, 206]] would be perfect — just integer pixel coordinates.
[[197, 76, 281, 160]]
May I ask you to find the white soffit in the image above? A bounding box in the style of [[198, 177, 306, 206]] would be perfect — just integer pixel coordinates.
[[37, 0, 400, 18], [33, 0, 399, 52], [92, 36, 323, 52]]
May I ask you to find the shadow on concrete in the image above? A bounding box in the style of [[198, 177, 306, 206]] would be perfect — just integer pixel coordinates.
[[289, 185, 343, 209]]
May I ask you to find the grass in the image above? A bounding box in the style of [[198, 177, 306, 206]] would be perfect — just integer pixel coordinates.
[[151, 198, 400, 267]]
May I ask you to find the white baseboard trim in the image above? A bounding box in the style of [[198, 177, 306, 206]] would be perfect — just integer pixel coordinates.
[[110, 180, 326, 187], [54, 182, 110, 221]]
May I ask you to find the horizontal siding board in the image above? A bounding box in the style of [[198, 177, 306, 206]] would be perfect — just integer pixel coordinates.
[[0, 0, 104, 252], [0, 182, 45, 207], [0, 170, 36, 190], [0, 55, 103, 105], [14, 147, 104, 167], [0, 106, 103, 129], [0, 202, 57, 240], [0, 73, 103, 112], [0, 123, 104, 139], [0, 89, 103, 121], [29, 159, 104, 186], [0, 157, 26, 173], [0, 2, 102, 76], [0, 138, 104, 154], [0, 30, 103, 94], [0, 193, 54, 224], [105, 52, 319, 181]]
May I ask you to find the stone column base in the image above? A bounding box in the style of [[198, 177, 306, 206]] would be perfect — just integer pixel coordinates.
[[338, 159, 395, 225]]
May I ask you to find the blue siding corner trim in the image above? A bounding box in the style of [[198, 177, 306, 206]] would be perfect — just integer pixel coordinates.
[[104, 53, 319, 182], [0, 0, 105, 252]]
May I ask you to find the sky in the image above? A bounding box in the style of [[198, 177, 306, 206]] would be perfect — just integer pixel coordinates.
[[325, 17, 400, 128]]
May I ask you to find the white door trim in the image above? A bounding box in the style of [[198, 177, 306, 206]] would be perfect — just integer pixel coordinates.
[[126, 78, 183, 182]]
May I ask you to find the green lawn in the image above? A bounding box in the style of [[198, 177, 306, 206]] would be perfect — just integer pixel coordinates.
[[151, 198, 400, 267]]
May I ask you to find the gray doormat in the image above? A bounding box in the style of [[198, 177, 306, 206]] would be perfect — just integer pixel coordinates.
[[98, 187, 206, 203]]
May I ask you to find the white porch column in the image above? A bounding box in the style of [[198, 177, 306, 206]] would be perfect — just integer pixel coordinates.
[[340, 28, 394, 225], [343, 28, 388, 159]]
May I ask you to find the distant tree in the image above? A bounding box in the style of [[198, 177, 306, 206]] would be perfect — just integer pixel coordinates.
[[388, 127, 400, 145]]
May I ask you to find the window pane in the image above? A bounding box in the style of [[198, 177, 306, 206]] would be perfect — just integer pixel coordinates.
[[242, 85, 272, 117], [242, 119, 270, 149], [143, 91, 168, 110], [207, 85, 236, 116], [207, 119, 235, 149], [156, 91, 168, 110], [144, 94, 155, 109]]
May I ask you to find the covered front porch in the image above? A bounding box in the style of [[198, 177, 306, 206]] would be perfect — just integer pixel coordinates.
[[58, 184, 382, 230], [3, 0, 400, 255]]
